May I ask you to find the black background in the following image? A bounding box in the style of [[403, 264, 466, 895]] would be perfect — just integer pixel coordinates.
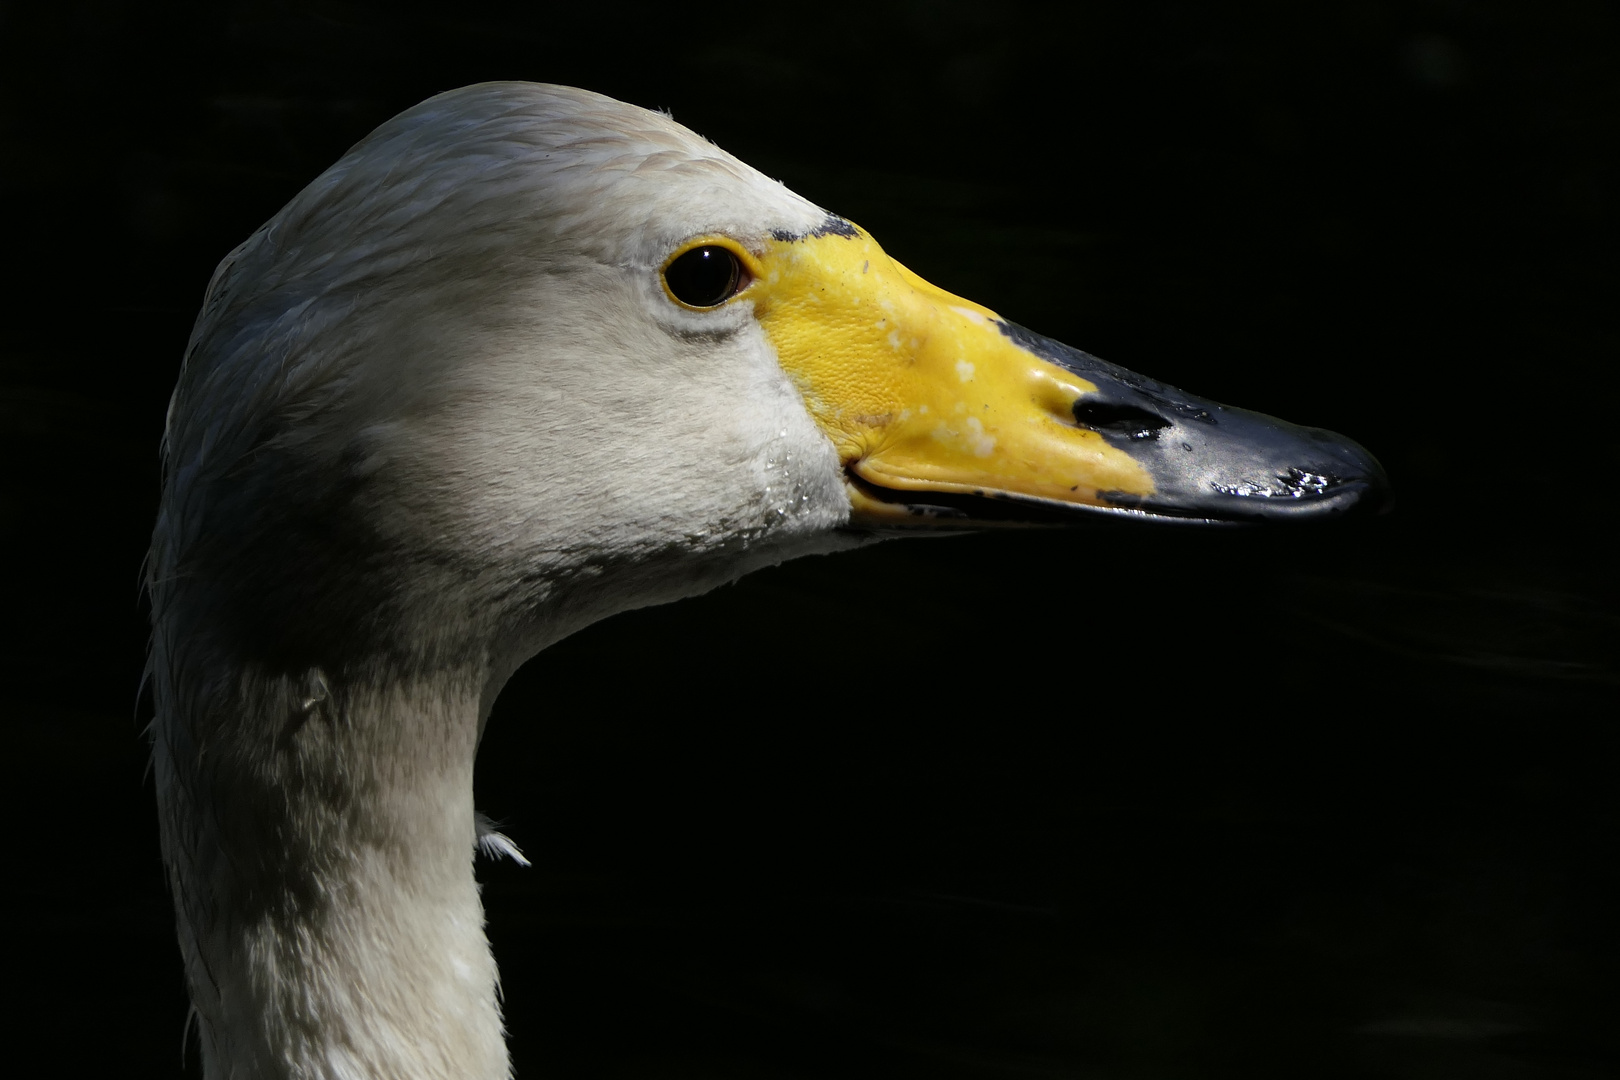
[[3, 2, 1617, 1077]]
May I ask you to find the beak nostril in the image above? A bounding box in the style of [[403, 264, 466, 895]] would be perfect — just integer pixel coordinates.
[[1071, 400, 1172, 441]]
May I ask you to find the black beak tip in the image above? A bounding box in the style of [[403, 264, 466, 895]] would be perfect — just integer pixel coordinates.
[[1315, 429, 1394, 517], [995, 320, 1395, 525], [1111, 422, 1394, 524], [1222, 430, 1394, 522]]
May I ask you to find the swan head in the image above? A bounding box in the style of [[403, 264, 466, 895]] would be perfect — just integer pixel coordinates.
[[155, 81, 1388, 675], [147, 81, 1391, 1078]]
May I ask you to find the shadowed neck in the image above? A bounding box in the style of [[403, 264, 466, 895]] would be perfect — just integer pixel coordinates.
[[153, 656, 509, 1080]]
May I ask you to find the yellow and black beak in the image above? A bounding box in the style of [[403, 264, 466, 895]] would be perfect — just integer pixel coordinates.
[[736, 216, 1389, 526]]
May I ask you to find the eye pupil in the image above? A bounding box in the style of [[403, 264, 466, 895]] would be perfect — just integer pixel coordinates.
[[665, 245, 741, 307]]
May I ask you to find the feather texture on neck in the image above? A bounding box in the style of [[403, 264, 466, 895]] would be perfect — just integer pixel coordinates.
[[150, 656, 503, 1079]]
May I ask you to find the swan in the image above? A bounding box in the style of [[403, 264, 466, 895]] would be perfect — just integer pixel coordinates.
[[147, 81, 1388, 1080]]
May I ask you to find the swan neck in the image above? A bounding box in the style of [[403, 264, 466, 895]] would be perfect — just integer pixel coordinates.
[[153, 660, 508, 1080]]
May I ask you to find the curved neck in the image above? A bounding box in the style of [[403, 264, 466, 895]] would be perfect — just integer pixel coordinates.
[[153, 658, 508, 1080]]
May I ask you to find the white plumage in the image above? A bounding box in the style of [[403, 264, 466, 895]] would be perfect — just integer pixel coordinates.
[[151, 83, 863, 1080], [149, 80, 1386, 1080]]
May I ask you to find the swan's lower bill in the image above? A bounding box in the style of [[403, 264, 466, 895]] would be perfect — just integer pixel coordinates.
[[744, 218, 1389, 526]]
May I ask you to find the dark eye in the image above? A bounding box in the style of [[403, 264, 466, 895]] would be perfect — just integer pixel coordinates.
[[664, 245, 745, 307]]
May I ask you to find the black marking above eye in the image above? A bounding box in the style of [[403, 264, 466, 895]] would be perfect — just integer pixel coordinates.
[[664, 246, 744, 307]]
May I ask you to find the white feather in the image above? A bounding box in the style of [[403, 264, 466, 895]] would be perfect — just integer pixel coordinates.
[[149, 83, 865, 1080]]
